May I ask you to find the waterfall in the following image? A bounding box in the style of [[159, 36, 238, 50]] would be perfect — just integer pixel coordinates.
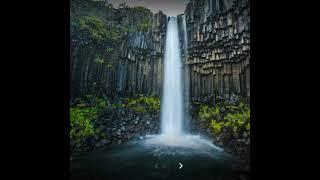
[[145, 17, 221, 151], [161, 17, 183, 137], [182, 15, 188, 56], [182, 14, 191, 132]]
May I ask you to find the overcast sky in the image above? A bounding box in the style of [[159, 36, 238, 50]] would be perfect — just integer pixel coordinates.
[[108, 0, 189, 16]]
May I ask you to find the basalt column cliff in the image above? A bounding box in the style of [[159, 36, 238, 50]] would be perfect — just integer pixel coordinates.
[[182, 0, 250, 102], [70, 1, 167, 100]]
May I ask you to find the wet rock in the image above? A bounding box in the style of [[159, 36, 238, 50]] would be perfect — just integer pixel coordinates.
[[206, 128, 211, 133], [121, 126, 126, 131], [101, 139, 110, 145], [94, 135, 99, 140], [116, 131, 121, 136]]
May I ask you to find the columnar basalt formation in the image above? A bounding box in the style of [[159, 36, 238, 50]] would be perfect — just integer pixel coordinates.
[[71, 0, 250, 102], [107, 12, 167, 98], [183, 0, 250, 102], [70, 1, 167, 100]]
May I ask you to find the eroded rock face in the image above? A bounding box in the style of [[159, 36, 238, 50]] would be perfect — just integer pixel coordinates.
[[70, 5, 167, 100], [71, 0, 250, 103], [183, 0, 250, 102], [103, 12, 167, 98]]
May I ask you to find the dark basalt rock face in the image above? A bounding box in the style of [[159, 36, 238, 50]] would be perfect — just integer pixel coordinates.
[[71, 0, 250, 102], [105, 12, 167, 98], [70, 2, 167, 100], [182, 0, 250, 102]]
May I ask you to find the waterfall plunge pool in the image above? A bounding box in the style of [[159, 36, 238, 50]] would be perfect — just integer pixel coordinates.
[[70, 135, 247, 180]]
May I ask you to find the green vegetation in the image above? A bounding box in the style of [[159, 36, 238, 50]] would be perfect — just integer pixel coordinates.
[[136, 19, 151, 32], [70, 94, 160, 150], [95, 55, 113, 68], [126, 95, 160, 112], [95, 55, 105, 64], [133, 6, 151, 14], [70, 95, 108, 147], [79, 15, 125, 44], [199, 105, 221, 123], [112, 95, 160, 113], [71, 0, 154, 74], [197, 101, 250, 137]]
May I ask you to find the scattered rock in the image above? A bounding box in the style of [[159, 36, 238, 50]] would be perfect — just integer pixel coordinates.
[[206, 128, 211, 133], [101, 139, 110, 145], [116, 131, 121, 136], [243, 132, 247, 138], [94, 135, 99, 140]]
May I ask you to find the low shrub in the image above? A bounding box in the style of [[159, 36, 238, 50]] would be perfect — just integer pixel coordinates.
[[198, 101, 250, 138], [70, 95, 108, 148]]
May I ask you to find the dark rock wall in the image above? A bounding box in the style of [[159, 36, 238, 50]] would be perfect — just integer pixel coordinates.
[[184, 0, 250, 102], [71, 7, 167, 100], [99, 107, 160, 146], [71, 0, 250, 102]]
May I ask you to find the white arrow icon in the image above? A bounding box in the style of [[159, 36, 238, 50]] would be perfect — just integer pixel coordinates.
[[179, 163, 183, 169]]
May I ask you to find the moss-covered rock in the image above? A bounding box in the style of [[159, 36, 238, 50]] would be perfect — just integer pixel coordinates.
[[193, 100, 250, 162], [70, 95, 108, 153], [112, 95, 160, 113]]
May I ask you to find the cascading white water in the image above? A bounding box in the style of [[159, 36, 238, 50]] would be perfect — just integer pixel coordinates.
[[144, 17, 222, 151], [161, 17, 183, 137], [182, 14, 191, 131], [182, 15, 188, 56]]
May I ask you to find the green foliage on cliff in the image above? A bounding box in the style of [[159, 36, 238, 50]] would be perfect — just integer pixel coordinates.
[[71, 0, 154, 44], [199, 105, 221, 122], [79, 15, 125, 44], [71, 0, 154, 74], [70, 95, 108, 147], [133, 6, 151, 14], [79, 16, 107, 42], [127, 96, 160, 112], [198, 101, 250, 137], [136, 19, 151, 32], [70, 106, 97, 145], [112, 95, 160, 113], [210, 120, 223, 136], [95, 55, 113, 68]]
